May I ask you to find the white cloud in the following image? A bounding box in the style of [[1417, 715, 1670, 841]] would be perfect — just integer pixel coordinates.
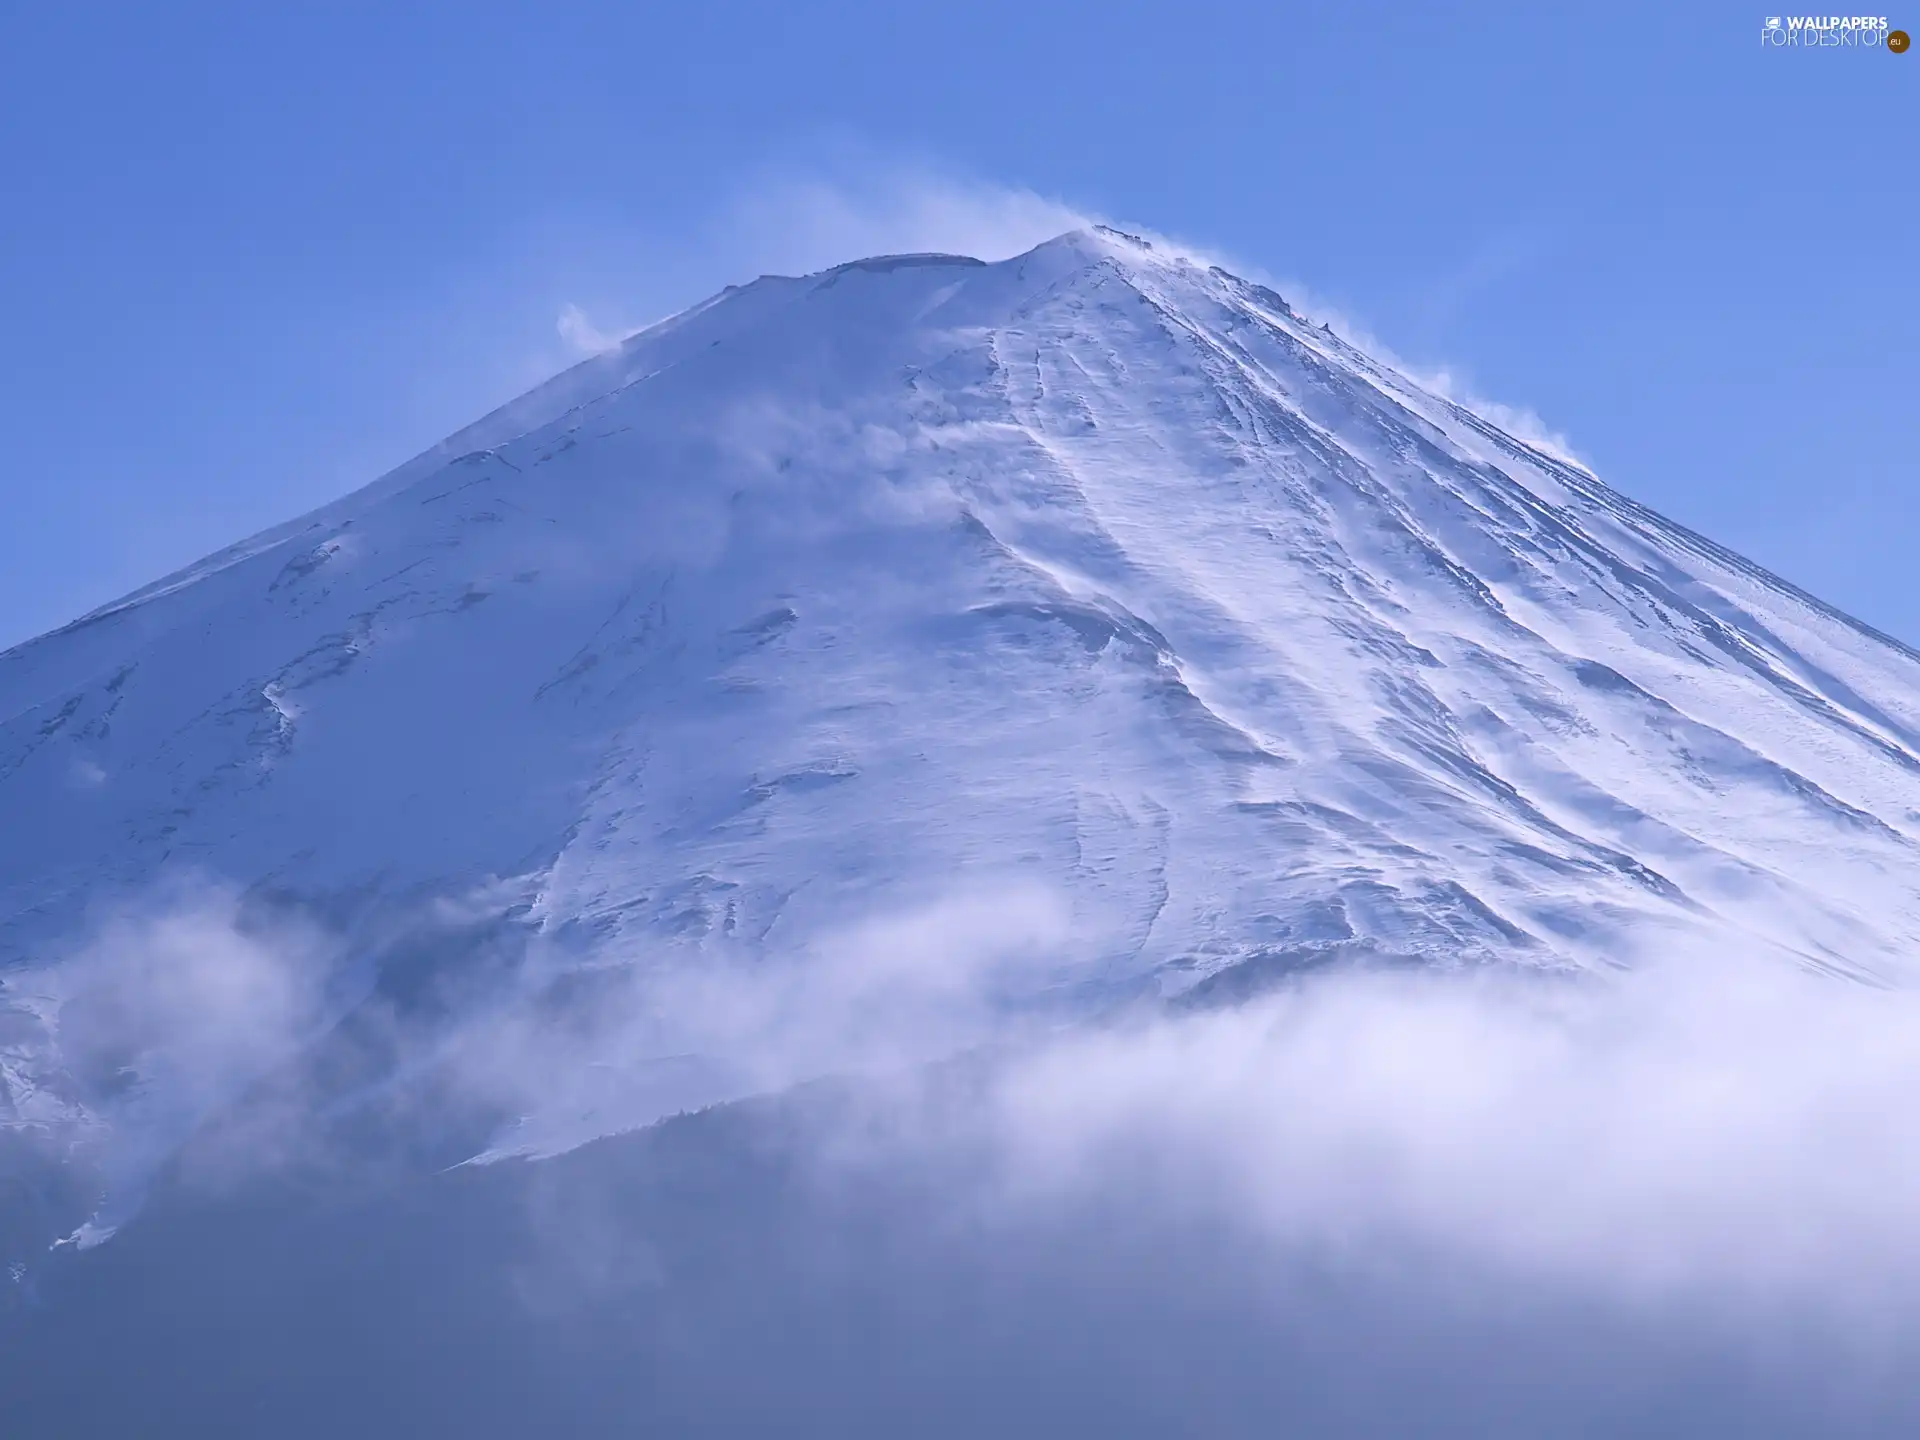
[[28, 880, 340, 1246], [963, 954, 1920, 1330], [384, 860, 1920, 1338], [32, 856, 1920, 1371], [1413, 364, 1587, 465], [555, 302, 626, 358], [458, 879, 1072, 1161], [718, 164, 1094, 274]]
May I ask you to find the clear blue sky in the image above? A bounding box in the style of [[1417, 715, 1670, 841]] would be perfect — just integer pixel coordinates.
[[1, 0, 1913, 651]]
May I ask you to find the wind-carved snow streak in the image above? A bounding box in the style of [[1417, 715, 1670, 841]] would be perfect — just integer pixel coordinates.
[[5, 226, 1920, 1202]]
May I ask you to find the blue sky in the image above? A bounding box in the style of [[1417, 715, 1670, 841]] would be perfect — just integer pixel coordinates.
[[0, 0, 1913, 651]]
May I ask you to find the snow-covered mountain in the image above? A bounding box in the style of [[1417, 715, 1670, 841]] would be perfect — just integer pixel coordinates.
[[7, 226, 1920, 1217]]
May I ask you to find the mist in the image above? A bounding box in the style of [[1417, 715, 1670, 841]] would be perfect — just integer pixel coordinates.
[[13, 875, 1920, 1432]]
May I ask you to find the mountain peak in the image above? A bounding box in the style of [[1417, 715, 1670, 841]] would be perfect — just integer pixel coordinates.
[[7, 229, 1920, 1215]]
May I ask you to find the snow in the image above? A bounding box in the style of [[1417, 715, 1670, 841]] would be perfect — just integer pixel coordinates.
[[5, 224, 1920, 1184]]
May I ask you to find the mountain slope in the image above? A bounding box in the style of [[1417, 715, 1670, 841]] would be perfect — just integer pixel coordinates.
[[6, 226, 1920, 1196]]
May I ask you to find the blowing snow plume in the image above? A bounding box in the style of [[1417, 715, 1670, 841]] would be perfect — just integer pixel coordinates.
[[5, 227, 1920, 1433]]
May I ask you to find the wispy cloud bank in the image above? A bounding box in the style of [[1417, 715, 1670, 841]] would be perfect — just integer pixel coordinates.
[[555, 302, 627, 357], [718, 162, 1094, 274], [969, 958, 1920, 1326], [26, 860, 1920, 1430], [20, 879, 340, 1246], [456, 880, 1074, 1161], [42, 860, 1920, 1342], [418, 888, 1920, 1338]]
